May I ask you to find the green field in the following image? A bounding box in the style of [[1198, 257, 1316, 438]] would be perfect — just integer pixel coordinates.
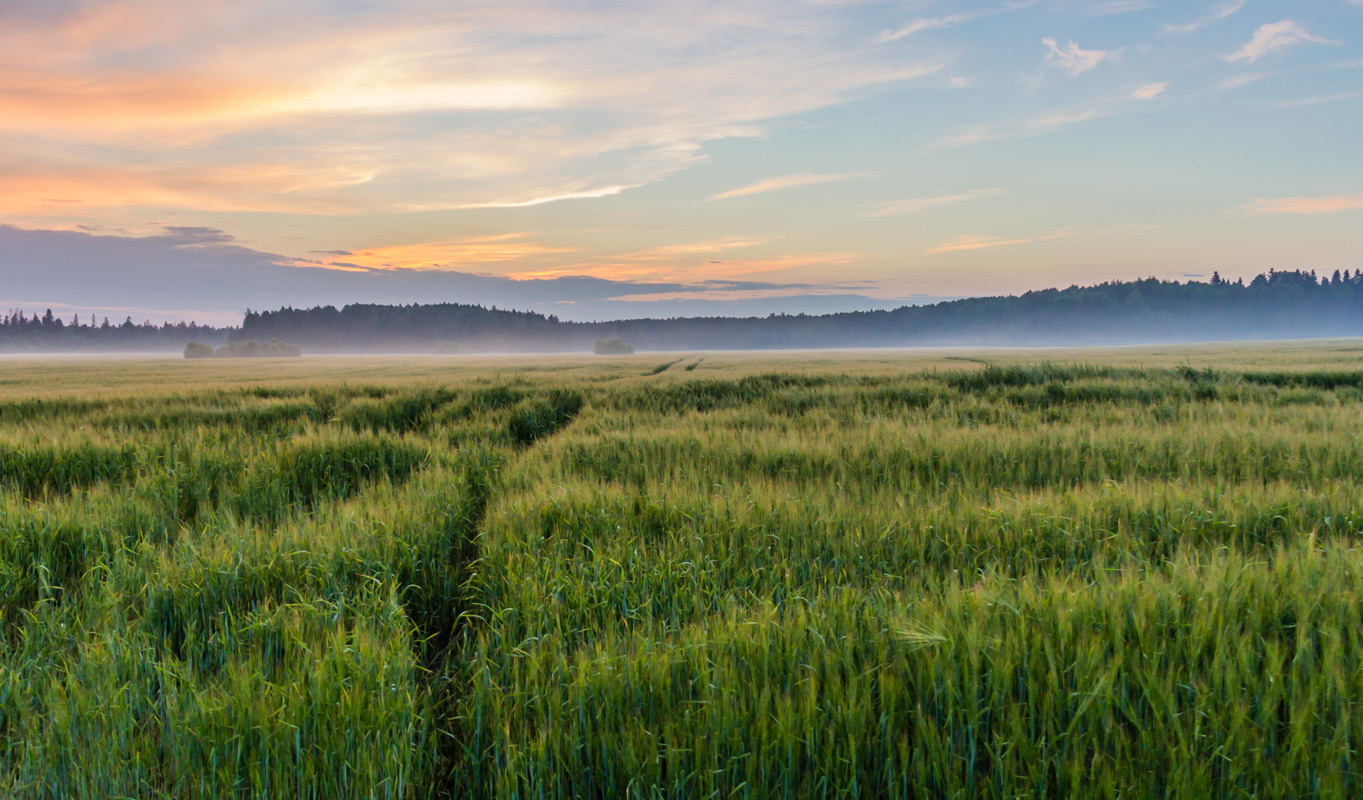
[[3, 343, 1363, 798]]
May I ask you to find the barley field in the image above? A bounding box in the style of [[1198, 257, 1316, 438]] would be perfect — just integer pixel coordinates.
[[3, 342, 1363, 798]]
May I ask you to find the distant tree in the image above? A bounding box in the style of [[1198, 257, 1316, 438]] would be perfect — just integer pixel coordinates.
[[594, 338, 634, 355], [214, 338, 301, 358]]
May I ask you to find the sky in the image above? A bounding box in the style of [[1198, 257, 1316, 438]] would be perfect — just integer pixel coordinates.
[[1, 0, 1361, 325]]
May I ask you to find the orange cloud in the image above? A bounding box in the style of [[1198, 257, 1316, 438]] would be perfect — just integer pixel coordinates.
[[618, 237, 765, 261], [926, 230, 1070, 255], [455, 184, 640, 209], [0, 2, 937, 221], [315, 234, 577, 271], [0, 68, 298, 133], [506, 252, 856, 283], [709, 174, 856, 201], [0, 163, 380, 215], [1248, 194, 1363, 215], [607, 287, 855, 302], [871, 188, 1003, 217]]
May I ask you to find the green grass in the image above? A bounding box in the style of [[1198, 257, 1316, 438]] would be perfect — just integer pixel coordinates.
[[1, 346, 1363, 797]]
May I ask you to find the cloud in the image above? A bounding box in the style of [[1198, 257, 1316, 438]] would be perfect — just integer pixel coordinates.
[[505, 252, 859, 284], [619, 237, 765, 261], [708, 173, 857, 201], [455, 185, 642, 210], [1217, 71, 1272, 91], [1269, 89, 1363, 108], [0, 2, 940, 218], [878, 13, 975, 42], [926, 230, 1070, 254], [877, 1, 1042, 43], [0, 223, 881, 323], [1247, 194, 1363, 214], [1042, 38, 1111, 75], [922, 224, 1156, 254], [1130, 81, 1168, 100], [929, 106, 1106, 149], [1088, 1, 1154, 15], [307, 234, 578, 272], [871, 188, 1004, 217], [1163, 0, 1244, 35], [1224, 20, 1337, 63]]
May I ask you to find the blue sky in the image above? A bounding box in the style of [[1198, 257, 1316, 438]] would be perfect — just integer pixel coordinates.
[[1, 0, 1360, 323]]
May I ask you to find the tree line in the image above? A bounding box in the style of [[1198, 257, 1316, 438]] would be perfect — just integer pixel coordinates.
[[7, 269, 1363, 353], [0, 309, 230, 353], [236, 269, 1363, 353]]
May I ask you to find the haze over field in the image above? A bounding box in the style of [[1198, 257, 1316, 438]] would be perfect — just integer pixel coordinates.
[[2, 1, 1360, 325]]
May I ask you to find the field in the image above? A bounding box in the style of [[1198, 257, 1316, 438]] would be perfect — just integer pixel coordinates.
[[2, 342, 1363, 798]]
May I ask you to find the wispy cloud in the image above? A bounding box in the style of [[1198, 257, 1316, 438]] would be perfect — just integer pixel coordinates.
[[1042, 38, 1111, 75], [505, 252, 858, 283], [1164, 0, 1244, 35], [879, 14, 975, 43], [1217, 71, 1272, 91], [708, 173, 856, 201], [924, 224, 1157, 254], [926, 230, 1070, 255], [1130, 81, 1169, 100], [0, 3, 938, 217], [871, 188, 1004, 217], [1247, 194, 1363, 214], [309, 234, 577, 271], [930, 106, 1105, 149], [456, 185, 641, 210], [1269, 89, 1363, 108], [1088, 1, 1154, 15], [620, 237, 765, 261], [1224, 20, 1337, 63], [878, 1, 1041, 43]]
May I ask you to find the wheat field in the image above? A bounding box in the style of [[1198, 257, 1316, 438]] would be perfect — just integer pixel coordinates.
[[2, 343, 1361, 798]]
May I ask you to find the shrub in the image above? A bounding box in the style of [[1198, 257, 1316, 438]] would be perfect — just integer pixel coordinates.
[[183, 342, 215, 359], [214, 339, 303, 358], [593, 338, 634, 355]]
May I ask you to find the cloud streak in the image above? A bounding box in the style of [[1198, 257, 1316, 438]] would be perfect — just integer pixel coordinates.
[[455, 185, 642, 210], [1224, 20, 1337, 63], [307, 234, 578, 272], [709, 173, 857, 201], [879, 14, 976, 43], [926, 230, 1070, 255], [1163, 0, 1244, 35], [1248, 194, 1363, 215], [871, 188, 1004, 217], [878, 1, 1041, 42]]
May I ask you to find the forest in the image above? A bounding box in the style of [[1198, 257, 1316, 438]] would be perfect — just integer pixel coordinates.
[[0, 309, 228, 353], [6, 269, 1363, 353], [233, 269, 1363, 352]]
